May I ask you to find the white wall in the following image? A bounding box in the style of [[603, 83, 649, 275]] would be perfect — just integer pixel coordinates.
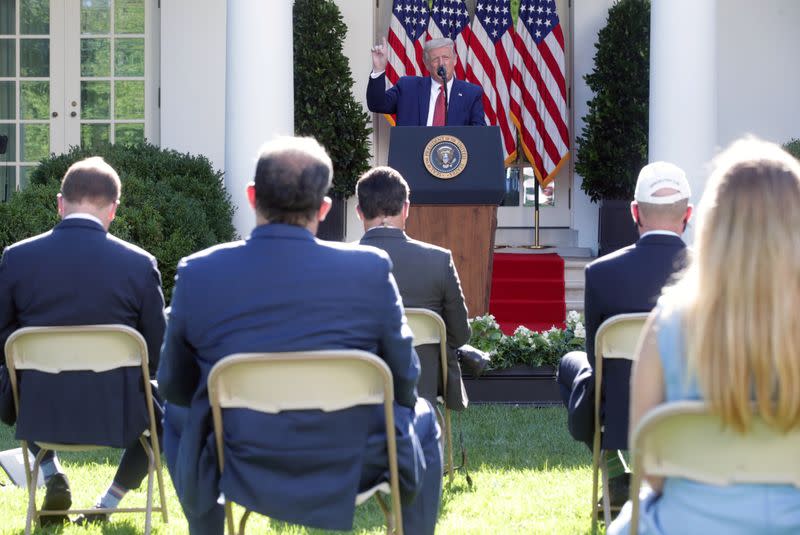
[[160, 0, 227, 172], [570, 0, 613, 253], [716, 0, 800, 148], [333, 0, 374, 242]]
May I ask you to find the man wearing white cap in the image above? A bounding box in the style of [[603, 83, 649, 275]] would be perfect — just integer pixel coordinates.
[[556, 161, 693, 511]]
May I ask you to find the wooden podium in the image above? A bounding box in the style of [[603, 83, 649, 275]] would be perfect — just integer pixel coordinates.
[[388, 127, 505, 316]]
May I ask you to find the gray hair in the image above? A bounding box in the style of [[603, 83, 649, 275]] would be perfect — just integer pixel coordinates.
[[423, 37, 455, 60]]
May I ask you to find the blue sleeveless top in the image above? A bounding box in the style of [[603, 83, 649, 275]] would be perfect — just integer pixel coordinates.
[[610, 298, 800, 535]]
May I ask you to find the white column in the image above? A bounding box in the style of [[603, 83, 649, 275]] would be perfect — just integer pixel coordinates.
[[649, 0, 716, 239], [225, 0, 294, 238]]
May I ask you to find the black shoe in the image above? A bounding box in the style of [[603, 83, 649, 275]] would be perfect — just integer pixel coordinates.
[[457, 344, 491, 378], [598, 472, 630, 510], [40, 473, 71, 526], [74, 509, 110, 526]]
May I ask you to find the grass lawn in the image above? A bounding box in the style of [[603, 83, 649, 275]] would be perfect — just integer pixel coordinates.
[[0, 405, 602, 534]]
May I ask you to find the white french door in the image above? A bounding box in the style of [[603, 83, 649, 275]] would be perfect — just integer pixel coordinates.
[[0, 0, 158, 200]]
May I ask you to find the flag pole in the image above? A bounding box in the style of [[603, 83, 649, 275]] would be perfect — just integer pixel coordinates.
[[526, 180, 552, 250]]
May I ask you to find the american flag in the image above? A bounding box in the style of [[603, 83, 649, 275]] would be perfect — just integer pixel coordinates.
[[427, 0, 471, 82], [466, 0, 517, 163], [510, 0, 569, 186], [387, 0, 430, 86]]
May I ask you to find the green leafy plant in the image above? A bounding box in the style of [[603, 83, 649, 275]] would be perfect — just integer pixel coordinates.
[[575, 0, 651, 202], [469, 311, 586, 370], [0, 143, 235, 299], [293, 0, 372, 198]]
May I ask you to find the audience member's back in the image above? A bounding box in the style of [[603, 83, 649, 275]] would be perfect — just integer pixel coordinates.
[[610, 138, 800, 535]]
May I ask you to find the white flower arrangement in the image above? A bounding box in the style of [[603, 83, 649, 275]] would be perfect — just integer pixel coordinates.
[[469, 311, 586, 370]]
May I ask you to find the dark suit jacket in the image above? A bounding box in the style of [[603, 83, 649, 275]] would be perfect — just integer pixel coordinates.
[[366, 73, 486, 126], [578, 233, 687, 449], [360, 227, 471, 410], [158, 223, 426, 530], [0, 217, 166, 447]]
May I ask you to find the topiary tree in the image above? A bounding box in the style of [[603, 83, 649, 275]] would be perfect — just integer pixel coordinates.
[[293, 0, 372, 198], [784, 138, 800, 161], [575, 0, 651, 202], [0, 143, 236, 299]]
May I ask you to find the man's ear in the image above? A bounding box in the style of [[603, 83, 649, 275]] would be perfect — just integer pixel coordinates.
[[246, 183, 257, 209], [318, 196, 333, 222], [401, 200, 410, 221], [685, 204, 693, 223], [630, 201, 640, 226], [107, 200, 119, 223], [57, 193, 65, 218], [355, 204, 364, 221]]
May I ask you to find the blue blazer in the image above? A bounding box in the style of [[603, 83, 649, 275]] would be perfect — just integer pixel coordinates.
[[158, 224, 426, 530], [0, 218, 166, 447], [579, 233, 687, 449], [367, 73, 486, 126]]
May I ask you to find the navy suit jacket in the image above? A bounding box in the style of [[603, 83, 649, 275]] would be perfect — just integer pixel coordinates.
[[366, 73, 486, 126], [580, 233, 687, 449], [0, 218, 166, 447], [158, 224, 425, 530]]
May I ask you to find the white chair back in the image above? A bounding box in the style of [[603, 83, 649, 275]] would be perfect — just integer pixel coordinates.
[[629, 401, 800, 535]]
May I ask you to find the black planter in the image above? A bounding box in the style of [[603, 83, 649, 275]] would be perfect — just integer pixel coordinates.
[[463, 364, 561, 406], [598, 199, 638, 257], [316, 196, 347, 241]]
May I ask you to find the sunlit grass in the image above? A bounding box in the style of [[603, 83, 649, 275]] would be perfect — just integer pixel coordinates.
[[0, 405, 602, 534]]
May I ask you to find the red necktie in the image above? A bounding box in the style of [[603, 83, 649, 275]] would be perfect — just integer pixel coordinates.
[[432, 85, 446, 126]]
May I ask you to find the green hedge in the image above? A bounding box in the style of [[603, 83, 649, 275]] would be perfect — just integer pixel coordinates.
[[0, 143, 235, 299], [576, 0, 651, 202], [293, 0, 372, 197]]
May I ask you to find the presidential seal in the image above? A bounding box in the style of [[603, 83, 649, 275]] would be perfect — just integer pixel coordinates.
[[423, 135, 468, 179]]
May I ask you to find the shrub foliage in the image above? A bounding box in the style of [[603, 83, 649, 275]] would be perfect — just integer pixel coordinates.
[[575, 0, 651, 202], [0, 143, 236, 299], [293, 0, 372, 197]]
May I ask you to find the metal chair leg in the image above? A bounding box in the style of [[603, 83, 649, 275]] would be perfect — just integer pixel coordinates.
[[26, 448, 47, 535], [238, 510, 251, 535], [601, 456, 612, 526], [140, 436, 154, 535], [444, 407, 454, 486]]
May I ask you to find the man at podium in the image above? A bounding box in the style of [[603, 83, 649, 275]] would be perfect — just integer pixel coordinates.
[[367, 37, 486, 127]]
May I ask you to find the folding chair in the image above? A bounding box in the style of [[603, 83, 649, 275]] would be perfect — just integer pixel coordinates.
[[208, 350, 403, 535], [404, 308, 454, 485], [4, 325, 168, 535], [590, 312, 649, 534], [629, 400, 800, 535]]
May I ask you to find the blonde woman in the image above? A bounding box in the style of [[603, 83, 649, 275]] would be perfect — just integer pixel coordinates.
[[609, 138, 800, 535]]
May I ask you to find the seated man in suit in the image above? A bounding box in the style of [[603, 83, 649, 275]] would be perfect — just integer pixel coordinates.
[[356, 166, 477, 411], [367, 37, 486, 126], [0, 157, 166, 525], [556, 162, 693, 506], [158, 137, 442, 535]]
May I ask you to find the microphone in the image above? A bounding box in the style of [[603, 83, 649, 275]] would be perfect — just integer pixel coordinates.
[[436, 67, 448, 126]]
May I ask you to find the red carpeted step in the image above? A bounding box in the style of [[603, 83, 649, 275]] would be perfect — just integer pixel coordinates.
[[489, 299, 565, 322], [490, 278, 565, 301], [491, 253, 565, 279], [489, 253, 566, 335]]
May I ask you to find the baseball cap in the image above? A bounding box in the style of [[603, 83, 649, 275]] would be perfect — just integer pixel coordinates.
[[634, 161, 691, 204]]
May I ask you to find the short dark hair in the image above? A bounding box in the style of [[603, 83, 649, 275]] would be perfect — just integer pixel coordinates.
[[60, 157, 121, 205], [253, 137, 333, 226], [356, 167, 410, 220]]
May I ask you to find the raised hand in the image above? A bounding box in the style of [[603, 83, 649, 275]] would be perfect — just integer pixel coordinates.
[[371, 37, 388, 73]]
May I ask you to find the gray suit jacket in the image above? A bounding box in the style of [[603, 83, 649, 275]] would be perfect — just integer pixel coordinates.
[[361, 227, 471, 410]]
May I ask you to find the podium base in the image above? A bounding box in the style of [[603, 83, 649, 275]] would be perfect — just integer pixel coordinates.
[[405, 205, 497, 316]]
